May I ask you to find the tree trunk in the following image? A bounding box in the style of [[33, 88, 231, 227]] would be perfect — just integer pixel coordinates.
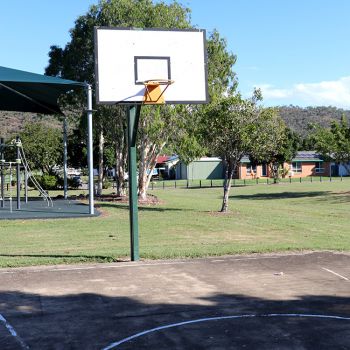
[[138, 136, 150, 201], [138, 140, 166, 201], [115, 132, 127, 197], [270, 162, 279, 184], [221, 160, 234, 213], [97, 129, 104, 196]]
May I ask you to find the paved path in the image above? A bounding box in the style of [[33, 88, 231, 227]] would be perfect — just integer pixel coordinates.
[[0, 251, 349, 349]]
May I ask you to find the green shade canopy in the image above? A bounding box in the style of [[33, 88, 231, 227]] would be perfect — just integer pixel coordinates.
[[0, 66, 85, 115]]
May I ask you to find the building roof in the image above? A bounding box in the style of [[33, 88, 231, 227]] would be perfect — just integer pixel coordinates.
[[156, 155, 171, 164], [241, 151, 324, 164], [0, 66, 85, 115], [292, 151, 324, 162]]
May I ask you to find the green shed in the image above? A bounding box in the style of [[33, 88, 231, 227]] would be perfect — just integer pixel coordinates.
[[175, 157, 224, 180]]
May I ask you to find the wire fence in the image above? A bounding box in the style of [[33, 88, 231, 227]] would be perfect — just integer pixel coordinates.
[[145, 176, 350, 190]]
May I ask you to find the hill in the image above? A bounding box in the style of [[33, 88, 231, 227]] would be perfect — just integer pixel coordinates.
[[1, 105, 350, 141], [0, 111, 62, 140], [277, 106, 350, 137]]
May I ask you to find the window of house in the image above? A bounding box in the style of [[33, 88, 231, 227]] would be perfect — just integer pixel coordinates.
[[315, 162, 324, 173], [291, 162, 302, 173], [246, 163, 257, 175]]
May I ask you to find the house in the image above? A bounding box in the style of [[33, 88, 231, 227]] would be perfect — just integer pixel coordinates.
[[238, 151, 331, 179], [331, 162, 350, 176], [238, 156, 270, 179], [286, 151, 330, 178], [155, 155, 181, 179], [162, 155, 180, 179], [175, 151, 333, 180]]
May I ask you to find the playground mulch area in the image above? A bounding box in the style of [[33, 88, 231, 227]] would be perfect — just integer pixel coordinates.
[[0, 251, 349, 349], [0, 199, 99, 220]]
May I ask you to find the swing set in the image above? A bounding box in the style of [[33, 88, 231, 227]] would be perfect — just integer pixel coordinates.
[[0, 137, 52, 213]]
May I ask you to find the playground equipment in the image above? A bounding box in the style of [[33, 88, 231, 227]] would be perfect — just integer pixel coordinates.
[[0, 137, 52, 212]]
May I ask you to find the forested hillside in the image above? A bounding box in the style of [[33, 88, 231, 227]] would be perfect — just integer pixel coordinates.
[[278, 106, 350, 137], [0, 111, 61, 140], [1, 105, 350, 141]]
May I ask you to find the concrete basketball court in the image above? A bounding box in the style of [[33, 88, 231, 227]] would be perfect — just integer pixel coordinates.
[[0, 251, 349, 349]]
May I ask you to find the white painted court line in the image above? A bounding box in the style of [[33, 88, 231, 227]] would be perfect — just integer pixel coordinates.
[[322, 267, 349, 281], [101, 313, 350, 349], [0, 255, 283, 274], [0, 313, 29, 349]]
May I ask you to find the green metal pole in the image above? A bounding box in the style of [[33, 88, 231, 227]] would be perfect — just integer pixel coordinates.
[[127, 105, 141, 261]]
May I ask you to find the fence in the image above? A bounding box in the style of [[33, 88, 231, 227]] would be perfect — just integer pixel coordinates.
[[142, 176, 349, 190]]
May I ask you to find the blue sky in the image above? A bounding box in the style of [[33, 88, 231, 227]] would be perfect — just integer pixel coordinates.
[[1, 0, 349, 108]]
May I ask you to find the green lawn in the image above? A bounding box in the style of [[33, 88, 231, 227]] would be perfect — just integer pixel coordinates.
[[0, 179, 349, 267]]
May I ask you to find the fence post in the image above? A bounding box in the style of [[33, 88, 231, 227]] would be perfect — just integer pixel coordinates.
[[244, 179, 246, 186], [175, 180, 176, 189], [187, 180, 189, 188], [163, 181, 165, 189], [341, 176, 343, 182], [300, 177, 302, 183], [200, 180, 202, 188], [211, 179, 213, 188], [311, 176, 313, 183], [151, 181, 154, 190], [320, 176, 322, 182], [329, 176, 332, 182], [267, 178, 269, 185], [256, 178, 258, 185]]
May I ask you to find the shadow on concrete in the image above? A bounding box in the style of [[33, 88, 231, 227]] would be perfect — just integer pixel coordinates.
[[0, 291, 349, 349]]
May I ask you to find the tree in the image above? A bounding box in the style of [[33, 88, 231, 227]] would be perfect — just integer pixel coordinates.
[[161, 30, 238, 186], [313, 115, 350, 173], [249, 112, 297, 183], [19, 123, 62, 175], [206, 30, 237, 100], [45, 0, 193, 197], [203, 91, 291, 212], [203, 93, 259, 212]]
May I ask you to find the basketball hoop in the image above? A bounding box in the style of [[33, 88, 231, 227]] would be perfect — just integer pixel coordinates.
[[142, 79, 174, 105]]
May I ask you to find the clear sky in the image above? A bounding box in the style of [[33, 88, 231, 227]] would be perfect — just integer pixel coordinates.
[[1, 0, 349, 108]]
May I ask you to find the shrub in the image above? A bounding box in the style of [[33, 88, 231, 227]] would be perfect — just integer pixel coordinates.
[[53, 176, 82, 189], [28, 174, 58, 190], [68, 176, 82, 189], [102, 180, 112, 189]]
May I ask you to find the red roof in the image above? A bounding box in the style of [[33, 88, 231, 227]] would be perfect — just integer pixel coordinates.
[[156, 155, 170, 164]]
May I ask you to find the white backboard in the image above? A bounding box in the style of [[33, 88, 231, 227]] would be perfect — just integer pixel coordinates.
[[94, 27, 208, 104]]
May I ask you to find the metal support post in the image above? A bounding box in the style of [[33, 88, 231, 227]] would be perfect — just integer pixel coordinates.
[[86, 84, 94, 215], [16, 136, 21, 210], [24, 167, 28, 203], [127, 105, 141, 261], [0, 137, 4, 208], [63, 117, 68, 199]]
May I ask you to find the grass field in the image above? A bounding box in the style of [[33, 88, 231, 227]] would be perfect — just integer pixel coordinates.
[[0, 179, 349, 267]]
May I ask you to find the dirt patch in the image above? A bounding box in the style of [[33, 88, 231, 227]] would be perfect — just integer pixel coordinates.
[[206, 210, 240, 217], [95, 193, 163, 205]]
